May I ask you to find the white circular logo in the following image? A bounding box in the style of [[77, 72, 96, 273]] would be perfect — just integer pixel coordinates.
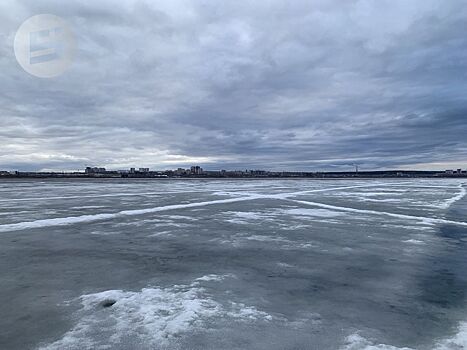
[[14, 14, 75, 78]]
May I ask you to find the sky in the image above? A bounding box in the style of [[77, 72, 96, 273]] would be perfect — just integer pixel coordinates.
[[1, 0, 467, 172]]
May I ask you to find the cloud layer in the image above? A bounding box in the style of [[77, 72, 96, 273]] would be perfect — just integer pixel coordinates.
[[1, 0, 467, 171]]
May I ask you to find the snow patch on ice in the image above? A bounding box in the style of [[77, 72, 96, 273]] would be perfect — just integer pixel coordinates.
[[194, 274, 235, 282], [433, 321, 467, 349], [341, 321, 467, 350], [277, 262, 294, 268], [341, 333, 413, 350], [403, 239, 425, 245], [38, 275, 272, 350]]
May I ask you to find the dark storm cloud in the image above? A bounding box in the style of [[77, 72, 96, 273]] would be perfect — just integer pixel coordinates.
[[1, 0, 466, 171]]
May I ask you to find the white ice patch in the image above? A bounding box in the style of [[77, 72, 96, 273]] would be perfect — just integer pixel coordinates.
[[342, 321, 467, 350], [291, 200, 467, 228], [71, 205, 107, 210], [227, 302, 273, 321], [194, 274, 235, 282], [341, 333, 413, 350], [347, 192, 404, 197], [245, 234, 290, 243], [286, 208, 344, 218], [438, 185, 467, 209], [89, 230, 119, 236], [277, 262, 294, 268], [38, 275, 272, 350], [433, 321, 467, 349], [357, 198, 404, 203], [226, 211, 274, 220], [163, 215, 197, 221], [0, 196, 263, 233], [403, 239, 425, 245], [147, 230, 173, 238], [2, 183, 420, 233]]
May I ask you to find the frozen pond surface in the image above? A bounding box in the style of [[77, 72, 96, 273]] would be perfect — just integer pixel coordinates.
[[0, 178, 466, 349]]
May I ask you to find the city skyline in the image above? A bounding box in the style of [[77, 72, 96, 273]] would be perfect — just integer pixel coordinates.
[[2, 165, 466, 179], [1, 1, 467, 172]]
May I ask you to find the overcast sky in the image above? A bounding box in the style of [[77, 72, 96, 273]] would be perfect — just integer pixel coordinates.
[[1, 0, 467, 172]]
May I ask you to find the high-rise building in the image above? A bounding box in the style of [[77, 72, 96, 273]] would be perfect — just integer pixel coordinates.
[[190, 166, 203, 175]]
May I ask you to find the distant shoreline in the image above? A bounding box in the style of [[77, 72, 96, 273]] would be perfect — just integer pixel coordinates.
[[0, 171, 467, 181], [3, 168, 466, 180]]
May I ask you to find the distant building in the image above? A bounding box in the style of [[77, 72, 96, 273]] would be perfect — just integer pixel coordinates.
[[85, 167, 106, 174], [139, 168, 149, 173], [190, 166, 203, 175], [175, 168, 187, 176]]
